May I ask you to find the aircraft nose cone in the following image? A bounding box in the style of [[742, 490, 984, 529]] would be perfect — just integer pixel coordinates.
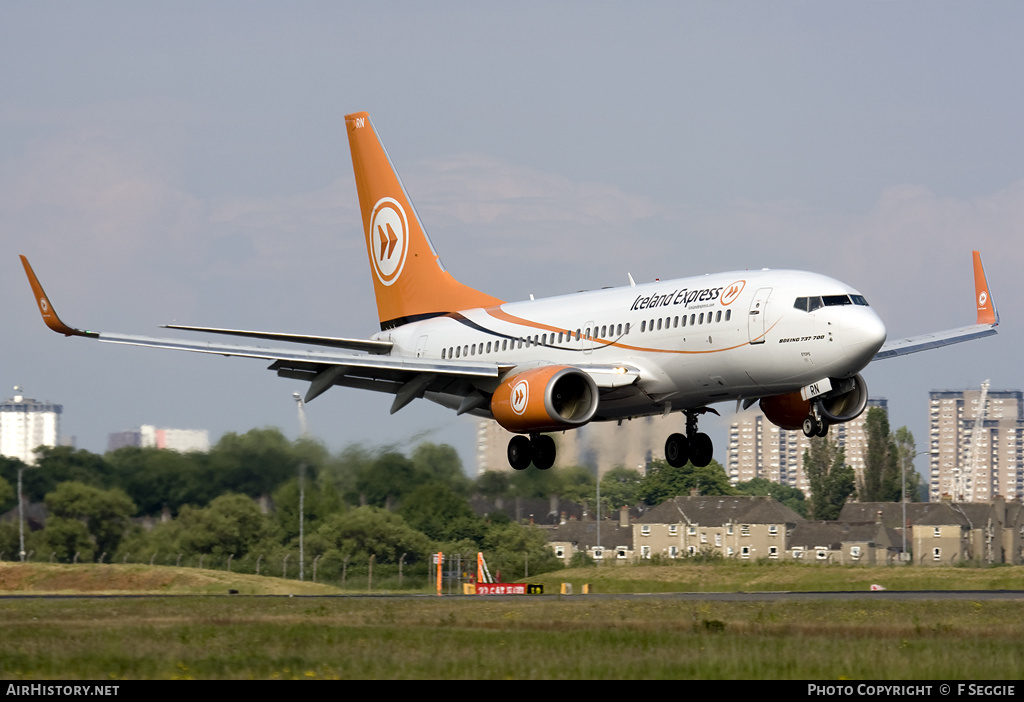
[[842, 309, 887, 369]]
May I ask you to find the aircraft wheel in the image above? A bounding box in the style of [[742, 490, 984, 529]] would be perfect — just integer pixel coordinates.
[[665, 433, 690, 468], [690, 432, 714, 468], [532, 435, 556, 470], [802, 417, 819, 438], [507, 435, 533, 470], [815, 421, 830, 437]]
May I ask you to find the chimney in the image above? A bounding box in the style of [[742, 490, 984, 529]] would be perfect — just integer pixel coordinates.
[[620, 506, 629, 528]]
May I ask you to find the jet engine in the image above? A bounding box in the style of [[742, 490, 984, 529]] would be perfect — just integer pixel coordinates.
[[491, 365, 599, 434], [759, 374, 869, 432]]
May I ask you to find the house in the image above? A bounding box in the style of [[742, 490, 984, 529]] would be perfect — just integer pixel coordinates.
[[545, 512, 635, 565], [787, 520, 900, 565], [633, 496, 804, 561], [841, 499, 1024, 565]]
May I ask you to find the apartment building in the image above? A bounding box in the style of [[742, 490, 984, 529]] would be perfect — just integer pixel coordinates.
[[0, 387, 62, 465], [928, 388, 1023, 502], [726, 399, 888, 495]]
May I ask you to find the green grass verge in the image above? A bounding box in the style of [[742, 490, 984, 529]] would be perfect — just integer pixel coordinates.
[[528, 560, 1024, 593], [1, 596, 1022, 679]]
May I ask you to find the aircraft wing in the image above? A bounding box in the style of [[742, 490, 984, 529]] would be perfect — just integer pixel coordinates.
[[873, 250, 999, 361], [20, 255, 499, 411]]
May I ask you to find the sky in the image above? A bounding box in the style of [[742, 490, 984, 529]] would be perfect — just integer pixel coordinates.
[[3, 2, 1023, 478]]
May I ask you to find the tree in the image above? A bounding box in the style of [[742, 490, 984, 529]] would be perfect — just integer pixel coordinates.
[[861, 407, 901, 502], [599, 467, 644, 510], [175, 493, 274, 558], [411, 443, 471, 495], [894, 426, 922, 502], [0, 474, 13, 513], [553, 466, 597, 505], [351, 451, 429, 508], [313, 506, 430, 564], [734, 477, 808, 518], [25, 447, 113, 501], [803, 437, 855, 520], [473, 471, 511, 502], [638, 459, 734, 505], [398, 482, 483, 543], [106, 446, 215, 515], [44, 481, 137, 558], [205, 428, 301, 498], [37, 517, 94, 563]]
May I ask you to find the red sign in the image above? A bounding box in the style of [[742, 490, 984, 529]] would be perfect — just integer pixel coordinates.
[[475, 583, 543, 595]]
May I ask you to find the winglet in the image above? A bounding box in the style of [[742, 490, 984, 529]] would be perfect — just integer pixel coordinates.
[[19, 255, 98, 338], [973, 250, 998, 326]]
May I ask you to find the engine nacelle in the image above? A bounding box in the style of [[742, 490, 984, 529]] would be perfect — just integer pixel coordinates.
[[759, 373, 869, 431], [491, 365, 599, 434]]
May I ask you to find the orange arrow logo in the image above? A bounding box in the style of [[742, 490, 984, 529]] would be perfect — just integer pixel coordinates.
[[378, 222, 398, 261]]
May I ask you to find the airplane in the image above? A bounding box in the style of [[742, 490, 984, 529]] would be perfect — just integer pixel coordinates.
[[20, 111, 1000, 471]]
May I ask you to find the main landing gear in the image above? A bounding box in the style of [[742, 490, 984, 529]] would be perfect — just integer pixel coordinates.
[[507, 433, 557, 471], [664, 408, 717, 468]]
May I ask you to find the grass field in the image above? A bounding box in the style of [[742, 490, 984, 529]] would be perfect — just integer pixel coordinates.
[[2, 562, 1023, 679]]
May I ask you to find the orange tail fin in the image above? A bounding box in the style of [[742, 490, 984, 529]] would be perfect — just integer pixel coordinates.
[[972, 250, 998, 326], [345, 112, 503, 330]]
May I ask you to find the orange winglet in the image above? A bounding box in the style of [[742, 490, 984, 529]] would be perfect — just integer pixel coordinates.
[[972, 251, 998, 326], [19, 255, 97, 338]]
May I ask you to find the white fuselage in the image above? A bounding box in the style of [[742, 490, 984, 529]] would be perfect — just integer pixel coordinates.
[[377, 268, 887, 420]]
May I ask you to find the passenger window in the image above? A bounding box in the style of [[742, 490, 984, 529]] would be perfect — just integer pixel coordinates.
[[699, 313, 704, 324], [455, 347, 461, 358], [641, 321, 646, 333], [725, 309, 731, 322], [716, 311, 722, 322], [690, 314, 695, 326], [657, 319, 662, 331], [486, 342, 492, 353], [441, 348, 446, 359], [625, 323, 630, 334]]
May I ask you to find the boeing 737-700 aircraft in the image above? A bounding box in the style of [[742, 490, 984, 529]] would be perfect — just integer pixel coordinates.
[[21, 112, 1000, 470]]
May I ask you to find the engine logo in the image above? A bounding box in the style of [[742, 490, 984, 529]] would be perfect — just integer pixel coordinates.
[[511, 379, 529, 415]]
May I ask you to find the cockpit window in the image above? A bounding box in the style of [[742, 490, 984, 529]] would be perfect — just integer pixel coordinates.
[[794, 294, 869, 312]]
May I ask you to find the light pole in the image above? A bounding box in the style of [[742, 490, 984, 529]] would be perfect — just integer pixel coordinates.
[[293, 393, 308, 581]]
